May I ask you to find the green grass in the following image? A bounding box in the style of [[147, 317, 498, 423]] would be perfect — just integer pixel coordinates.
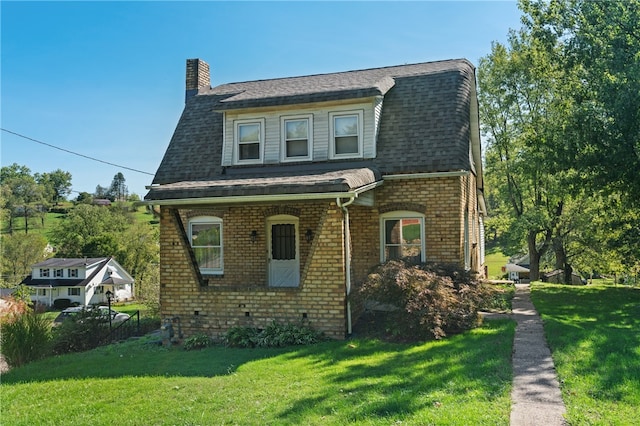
[[531, 283, 640, 425], [1, 321, 515, 425], [484, 249, 509, 279], [1, 202, 157, 237]]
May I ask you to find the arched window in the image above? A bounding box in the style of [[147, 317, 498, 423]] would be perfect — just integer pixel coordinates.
[[380, 211, 425, 263], [189, 216, 223, 274]]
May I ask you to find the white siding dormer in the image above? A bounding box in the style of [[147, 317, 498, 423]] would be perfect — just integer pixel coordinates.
[[220, 98, 380, 166], [371, 96, 384, 158]]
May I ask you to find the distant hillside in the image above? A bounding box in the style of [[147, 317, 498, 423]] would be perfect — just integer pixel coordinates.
[[1, 202, 158, 239]]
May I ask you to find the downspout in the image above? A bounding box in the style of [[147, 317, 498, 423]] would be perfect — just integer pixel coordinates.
[[336, 196, 356, 335]]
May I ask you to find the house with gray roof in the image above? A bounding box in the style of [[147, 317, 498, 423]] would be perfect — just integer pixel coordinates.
[[145, 58, 486, 339], [21, 257, 134, 307]]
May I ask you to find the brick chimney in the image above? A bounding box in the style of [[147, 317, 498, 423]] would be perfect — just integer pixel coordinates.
[[185, 58, 210, 103]]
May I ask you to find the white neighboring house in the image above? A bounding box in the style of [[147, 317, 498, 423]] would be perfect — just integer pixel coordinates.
[[21, 257, 134, 307]]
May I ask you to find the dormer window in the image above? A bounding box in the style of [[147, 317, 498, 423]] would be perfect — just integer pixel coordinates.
[[330, 110, 363, 159], [40, 268, 50, 278], [235, 119, 264, 164], [69, 268, 78, 278], [282, 115, 312, 161], [54, 269, 64, 278]]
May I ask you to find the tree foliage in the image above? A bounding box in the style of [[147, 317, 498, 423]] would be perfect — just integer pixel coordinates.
[[1, 233, 50, 282], [480, 0, 640, 281], [35, 169, 72, 206]]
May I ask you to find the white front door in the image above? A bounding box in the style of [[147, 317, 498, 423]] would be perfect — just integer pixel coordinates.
[[268, 216, 300, 287]]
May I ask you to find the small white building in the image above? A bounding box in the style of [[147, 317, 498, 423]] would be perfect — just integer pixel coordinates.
[[21, 257, 134, 307]]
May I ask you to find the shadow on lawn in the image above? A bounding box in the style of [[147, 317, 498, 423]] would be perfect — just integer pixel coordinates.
[[274, 321, 514, 422], [2, 319, 514, 419], [532, 284, 640, 403]]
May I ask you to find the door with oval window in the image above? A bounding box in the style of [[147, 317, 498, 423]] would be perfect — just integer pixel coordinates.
[[267, 215, 300, 287]]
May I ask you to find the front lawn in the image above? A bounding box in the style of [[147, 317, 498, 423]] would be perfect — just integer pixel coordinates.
[[1, 321, 514, 425], [531, 283, 640, 425]]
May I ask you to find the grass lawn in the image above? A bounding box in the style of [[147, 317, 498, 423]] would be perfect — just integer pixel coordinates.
[[531, 283, 640, 425], [1, 321, 514, 425], [484, 249, 509, 279]]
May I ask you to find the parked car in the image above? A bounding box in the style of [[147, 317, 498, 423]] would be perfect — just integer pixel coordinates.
[[54, 306, 130, 325]]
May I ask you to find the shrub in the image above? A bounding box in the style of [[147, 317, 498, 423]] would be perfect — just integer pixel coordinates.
[[53, 298, 72, 310], [183, 334, 214, 351], [224, 326, 260, 348], [51, 309, 109, 354], [477, 283, 515, 312], [224, 322, 325, 348], [138, 317, 161, 335], [0, 309, 52, 367], [357, 260, 482, 341]]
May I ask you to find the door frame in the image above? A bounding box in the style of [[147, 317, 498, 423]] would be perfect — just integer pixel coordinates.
[[267, 215, 300, 287]]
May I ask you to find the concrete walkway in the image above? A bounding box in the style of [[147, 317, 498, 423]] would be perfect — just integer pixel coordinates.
[[509, 284, 567, 426]]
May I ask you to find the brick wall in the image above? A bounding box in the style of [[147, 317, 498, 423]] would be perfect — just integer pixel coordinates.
[[159, 202, 347, 340], [158, 174, 484, 340]]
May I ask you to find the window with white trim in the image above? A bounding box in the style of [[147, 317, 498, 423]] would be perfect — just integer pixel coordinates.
[[235, 119, 264, 163], [40, 268, 50, 278], [69, 269, 78, 278], [330, 111, 363, 158], [68, 288, 80, 296], [54, 268, 64, 278], [189, 216, 223, 275], [380, 211, 425, 263], [281, 115, 312, 161]]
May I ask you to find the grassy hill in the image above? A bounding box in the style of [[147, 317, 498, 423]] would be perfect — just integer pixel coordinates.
[[485, 248, 509, 280], [1, 202, 158, 238]]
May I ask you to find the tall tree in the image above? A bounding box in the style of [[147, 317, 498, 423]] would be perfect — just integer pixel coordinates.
[[1, 233, 50, 283], [35, 169, 72, 206], [479, 27, 574, 280], [0, 163, 33, 234], [50, 204, 131, 257], [109, 172, 128, 202], [522, 0, 640, 204], [514, 0, 640, 279]]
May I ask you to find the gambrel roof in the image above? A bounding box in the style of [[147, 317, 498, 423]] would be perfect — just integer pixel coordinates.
[[146, 59, 483, 203]]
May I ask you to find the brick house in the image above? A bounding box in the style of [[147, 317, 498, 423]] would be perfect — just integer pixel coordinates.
[[145, 58, 486, 339]]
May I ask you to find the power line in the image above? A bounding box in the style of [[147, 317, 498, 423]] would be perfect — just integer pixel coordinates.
[[1, 128, 155, 176]]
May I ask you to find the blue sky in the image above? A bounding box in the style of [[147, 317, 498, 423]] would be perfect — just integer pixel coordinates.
[[1, 1, 522, 197]]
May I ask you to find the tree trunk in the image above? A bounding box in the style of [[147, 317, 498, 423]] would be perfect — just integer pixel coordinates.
[[528, 233, 541, 281], [527, 230, 552, 282], [564, 264, 573, 285], [24, 207, 28, 234]]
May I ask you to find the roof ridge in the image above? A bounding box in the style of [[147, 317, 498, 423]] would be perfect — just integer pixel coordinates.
[[213, 58, 471, 88]]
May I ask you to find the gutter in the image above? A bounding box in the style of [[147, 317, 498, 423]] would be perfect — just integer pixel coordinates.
[[382, 170, 470, 180], [336, 196, 356, 336]]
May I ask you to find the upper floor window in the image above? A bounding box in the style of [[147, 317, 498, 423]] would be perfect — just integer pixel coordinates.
[[69, 269, 78, 278], [189, 216, 223, 275], [330, 111, 363, 159], [281, 115, 312, 161], [380, 211, 425, 263], [235, 119, 264, 164], [54, 269, 64, 278], [40, 268, 50, 278], [68, 288, 81, 296]]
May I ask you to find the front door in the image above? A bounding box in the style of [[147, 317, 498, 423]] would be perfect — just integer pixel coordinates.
[[268, 216, 300, 287]]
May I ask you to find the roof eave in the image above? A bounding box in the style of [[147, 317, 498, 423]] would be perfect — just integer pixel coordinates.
[[143, 180, 383, 206]]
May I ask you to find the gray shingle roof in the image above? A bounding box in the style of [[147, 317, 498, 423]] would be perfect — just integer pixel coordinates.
[[31, 258, 108, 268], [147, 164, 381, 201], [146, 59, 479, 201]]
